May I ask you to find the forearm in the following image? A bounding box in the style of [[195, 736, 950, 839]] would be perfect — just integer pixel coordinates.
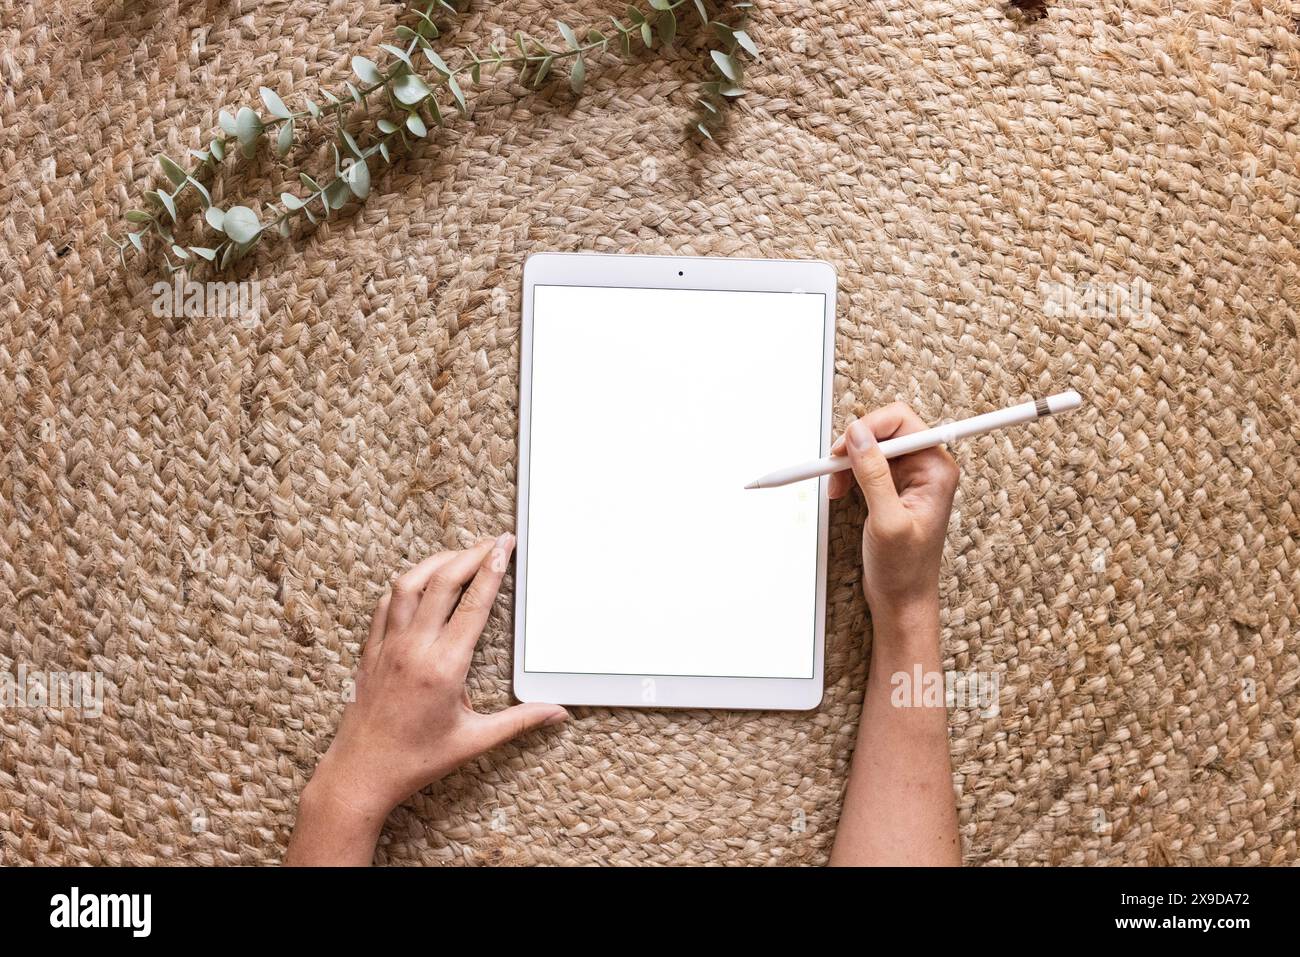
[[830, 597, 961, 866], [285, 774, 388, 866]]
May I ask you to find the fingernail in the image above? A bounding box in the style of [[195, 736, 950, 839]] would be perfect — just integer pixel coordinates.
[[543, 708, 569, 727], [847, 420, 875, 452], [490, 533, 515, 573]]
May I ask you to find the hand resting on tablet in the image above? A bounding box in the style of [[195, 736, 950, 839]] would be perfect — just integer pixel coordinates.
[[286, 534, 568, 866]]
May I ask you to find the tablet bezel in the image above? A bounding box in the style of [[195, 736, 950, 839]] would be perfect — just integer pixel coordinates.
[[513, 252, 836, 711]]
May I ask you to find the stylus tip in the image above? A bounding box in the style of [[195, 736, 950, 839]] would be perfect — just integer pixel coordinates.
[[744, 481, 760, 489]]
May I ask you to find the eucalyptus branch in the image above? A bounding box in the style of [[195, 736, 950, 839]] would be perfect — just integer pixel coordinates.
[[106, 0, 464, 271], [108, 0, 761, 273]]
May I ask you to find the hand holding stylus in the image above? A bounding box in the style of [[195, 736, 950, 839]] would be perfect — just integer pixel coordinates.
[[827, 401, 964, 865]]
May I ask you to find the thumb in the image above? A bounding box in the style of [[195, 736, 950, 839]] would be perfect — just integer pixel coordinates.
[[469, 702, 569, 754], [845, 420, 904, 524]]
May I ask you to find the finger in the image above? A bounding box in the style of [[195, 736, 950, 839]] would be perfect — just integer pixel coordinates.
[[387, 550, 462, 635], [828, 466, 852, 500], [829, 403, 914, 499], [441, 533, 514, 675], [465, 702, 569, 755], [861, 403, 957, 500], [859, 401, 927, 442], [844, 418, 907, 527], [412, 539, 498, 632], [361, 593, 390, 670], [896, 443, 960, 506]]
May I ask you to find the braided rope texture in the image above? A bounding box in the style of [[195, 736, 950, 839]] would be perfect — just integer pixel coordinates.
[[1, 0, 1297, 866]]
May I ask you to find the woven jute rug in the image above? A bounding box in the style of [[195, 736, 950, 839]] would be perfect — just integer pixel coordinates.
[[2, 0, 1297, 866]]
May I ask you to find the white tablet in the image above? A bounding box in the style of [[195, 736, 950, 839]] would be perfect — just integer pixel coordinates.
[[513, 253, 836, 710]]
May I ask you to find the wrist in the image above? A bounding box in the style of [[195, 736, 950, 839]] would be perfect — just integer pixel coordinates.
[[866, 592, 940, 663], [866, 587, 938, 627], [306, 750, 399, 823], [288, 772, 389, 866]]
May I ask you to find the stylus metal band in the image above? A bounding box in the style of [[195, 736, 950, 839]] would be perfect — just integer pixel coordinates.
[[1034, 396, 1050, 418]]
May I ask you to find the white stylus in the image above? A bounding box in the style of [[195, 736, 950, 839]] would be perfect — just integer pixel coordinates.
[[744, 390, 1084, 489]]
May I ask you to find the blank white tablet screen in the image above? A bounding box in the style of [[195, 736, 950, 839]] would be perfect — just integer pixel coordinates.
[[523, 285, 825, 679]]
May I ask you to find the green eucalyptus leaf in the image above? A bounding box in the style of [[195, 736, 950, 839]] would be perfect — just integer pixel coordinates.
[[305, 98, 322, 119], [648, 0, 671, 9], [379, 44, 413, 70], [422, 48, 451, 76], [300, 173, 322, 192], [210, 139, 225, 162], [391, 73, 432, 106], [693, 0, 708, 24], [534, 55, 553, 86], [470, 61, 481, 84], [125, 209, 153, 223], [325, 178, 351, 210], [718, 82, 745, 96], [569, 55, 585, 94], [733, 29, 759, 57], [626, 4, 645, 22], [323, 89, 341, 106], [379, 142, 391, 163], [619, 29, 632, 56], [158, 191, 178, 222], [235, 106, 263, 145], [345, 159, 370, 199], [187, 176, 212, 207], [588, 28, 607, 45], [711, 50, 742, 82], [427, 97, 444, 127], [204, 206, 225, 231], [557, 20, 579, 50], [159, 155, 187, 186], [127, 232, 145, 253], [377, 118, 399, 134], [218, 110, 238, 135], [259, 87, 292, 119], [190, 149, 210, 162], [189, 246, 217, 261], [659, 9, 676, 44], [352, 56, 382, 85], [342, 130, 364, 159], [697, 122, 714, 140], [395, 25, 418, 43], [222, 205, 262, 243], [276, 119, 294, 157], [280, 192, 305, 210], [406, 113, 427, 137], [277, 219, 291, 238], [447, 74, 467, 114], [641, 21, 654, 47], [171, 244, 190, 260], [346, 82, 363, 103]]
